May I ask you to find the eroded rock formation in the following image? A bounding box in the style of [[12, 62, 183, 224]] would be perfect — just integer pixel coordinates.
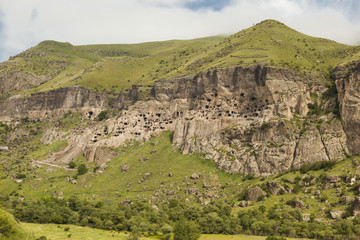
[[1, 64, 358, 176]]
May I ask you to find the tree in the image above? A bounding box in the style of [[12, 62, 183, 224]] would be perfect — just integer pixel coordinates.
[[160, 223, 174, 235], [174, 218, 201, 240], [128, 225, 140, 240], [77, 164, 87, 175]]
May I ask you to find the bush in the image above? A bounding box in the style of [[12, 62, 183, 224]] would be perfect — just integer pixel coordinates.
[[96, 110, 108, 121], [307, 102, 323, 115], [68, 161, 76, 169], [0, 214, 12, 236], [77, 164, 87, 175], [174, 218, 201, 240], [16, 173, 27, 179], [260, 122, 269, 130], [300, 163, 311, 174], [161, 223, 174, 235]]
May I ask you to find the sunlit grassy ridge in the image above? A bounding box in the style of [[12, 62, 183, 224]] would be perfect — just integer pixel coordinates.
[[0, 208, 33, 240], [2, 20, 359, 96], [186, 20, 359, 73], [23, 223, 304, 240]]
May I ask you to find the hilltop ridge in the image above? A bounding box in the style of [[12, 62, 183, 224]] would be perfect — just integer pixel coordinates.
[[1, 19, 359, 98]]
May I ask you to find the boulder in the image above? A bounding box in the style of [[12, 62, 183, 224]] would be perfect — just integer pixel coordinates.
[[238, 201, 251, 207], [266, 181, 284, 195], [0, 146, 9, 151], [329, 210, 345, 219], [341, 196, 355, 205], [288, 199, 305, 209], [190, 173, 200, 180], [350, 197, 360, 216], [345, 175, 357, 185], [245, 186, 265, 201], [121, 164, 130, 172], [302, 214, 311, 222], [326, 175, 341, 183]]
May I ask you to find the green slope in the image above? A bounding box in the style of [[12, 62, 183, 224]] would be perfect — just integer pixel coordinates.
[[7, 131, 244, 203], [189, 20, 358, 73], [0, 208, 33, 240], [2, 19, 359, 97]]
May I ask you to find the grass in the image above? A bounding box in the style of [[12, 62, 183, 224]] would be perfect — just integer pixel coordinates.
[[22, 223, 305, 240], [3, 19, 359, 97], [0, 208, 33, 240], [2, 127, 358, 219], [13, 131, 246, 203]]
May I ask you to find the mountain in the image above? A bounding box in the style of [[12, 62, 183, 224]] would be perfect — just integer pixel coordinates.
[[1, 19, 360, 239]]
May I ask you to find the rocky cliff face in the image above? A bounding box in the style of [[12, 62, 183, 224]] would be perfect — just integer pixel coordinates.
[[0, 64, 355, 176], [0, 86, 108, 121], [334, 61, 360, 155]]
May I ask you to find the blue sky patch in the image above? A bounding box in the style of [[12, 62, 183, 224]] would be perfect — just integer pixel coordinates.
[[185, 0, 232, 11]]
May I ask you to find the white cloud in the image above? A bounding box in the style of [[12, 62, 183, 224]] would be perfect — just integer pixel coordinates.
[[0, 0, 359, 61]]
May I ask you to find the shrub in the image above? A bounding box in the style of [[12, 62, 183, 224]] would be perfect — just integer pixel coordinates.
[[77, 164, 87, 175], [300, 163, 311, 174], [260, 122, 269, 130], [16, 173, 27, 179], [0, 214, 12, 236], [96, 110, 108, 121], [68, 161, 76, 169], [174, 218, 201, 240], [161, 223, 174, 235]]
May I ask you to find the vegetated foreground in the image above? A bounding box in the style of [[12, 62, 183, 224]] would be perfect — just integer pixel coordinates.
[[1, 19, 360, 240], [22, 222, 305, 240]]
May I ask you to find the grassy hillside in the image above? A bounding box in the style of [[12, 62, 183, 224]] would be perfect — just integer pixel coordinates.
[[23, 223, 304, 240], [2, 20, 359, 97], [2, 131, 244, 203], [0, 208, 33, 240], [1, 128, 359, 219]]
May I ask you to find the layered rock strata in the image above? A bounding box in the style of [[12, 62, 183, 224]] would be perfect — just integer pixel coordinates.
[[1, 65, 353, 176]]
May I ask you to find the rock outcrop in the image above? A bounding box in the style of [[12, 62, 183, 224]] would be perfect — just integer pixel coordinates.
[[246, 186, 265, 201], [1, 64, 356, 176], [350, 196, 360, 216], [334, 61, 360, 155], [0, 86, 108, 121]]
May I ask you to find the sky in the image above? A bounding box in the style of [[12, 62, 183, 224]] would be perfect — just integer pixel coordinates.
[[0, 0, 359, 62]]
